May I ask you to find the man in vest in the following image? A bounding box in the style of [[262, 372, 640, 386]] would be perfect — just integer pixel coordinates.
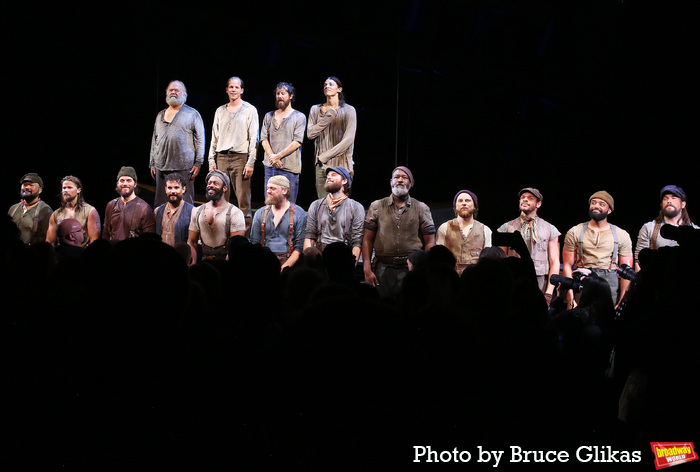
[[188, 170, 246, 264], [304, 166, 365, 262], [634, 185, 698, 271], [249, 175, 307, 271], [46, 175, 102, 246], [103, 167, 156, 242], [562, 190, 633, 307], [436, 189, 492, 276], [363, 166, 436, 299], [8, 173, 53, 245], [154, 173, 194, 247], [496, 187, 561, 303]]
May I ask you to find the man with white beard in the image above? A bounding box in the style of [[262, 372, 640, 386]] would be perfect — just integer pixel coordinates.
[[187, 170, 246, 264], [362, 166, 436, 299], [103, 166, 156, 242], [562, 191, 633, 307], [634, 185, 698, 271], [436, 189, 493, 276], [149, 80, 205, 208]]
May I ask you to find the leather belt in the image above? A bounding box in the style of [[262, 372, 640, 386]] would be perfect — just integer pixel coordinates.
[[375, 255, 409, 267]]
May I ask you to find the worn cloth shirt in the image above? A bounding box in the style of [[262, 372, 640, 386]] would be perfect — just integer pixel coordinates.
[[208, 101, 259, 168], [364, 196, 435, 257], [250, 204, 307, 255], [103, 197, 156, 241], [634, 220, 700, 264], [305, 196, 365, 249], [307, 104, 357, 172], [563, 223, 633, 270], [8, 200, 53, 245], [149, 104, 206, 171], [261, 109, 306, 174], [189, 203, 246, 249]]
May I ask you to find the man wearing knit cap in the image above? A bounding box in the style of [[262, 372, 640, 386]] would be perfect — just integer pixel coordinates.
[[304, 166, 365, 262], [250, 174, 307, 271], [436, 189, 493, 276], [363, 166, 436, 298], [8, 173, 53, 245], [187, 170, 246, 263], [562, 190, 633, 307], [634, 185, 699, 271], [496, 187, 561, 302], [103, 166, 156, 241]]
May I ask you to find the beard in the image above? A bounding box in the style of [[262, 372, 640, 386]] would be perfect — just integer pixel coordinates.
[[391, 183, 409, 198], [20, 189, 39, 202], [457, 207, 474, 219], [662, 204, 681, 219], [324, 180, 343, 194], [117, 186, 134, 199], [206, 187, 224, 202], [265, 193, 284, 206], [168, 193, 183, 206], [588, 208, 609, 222], [276, 98, 290, 110], [166, 95, 186, 107]]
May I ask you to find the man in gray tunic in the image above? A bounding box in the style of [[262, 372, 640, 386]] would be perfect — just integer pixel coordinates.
[[261, 82, 306, 203], [149, 80, 205, 208], [304, 166, 365, 262]]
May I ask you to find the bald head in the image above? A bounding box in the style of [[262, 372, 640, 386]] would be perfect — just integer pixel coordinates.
[[57, 218, 85, 247]]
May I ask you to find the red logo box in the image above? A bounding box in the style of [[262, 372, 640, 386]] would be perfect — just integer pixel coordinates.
[[651, 442, 698, 470]]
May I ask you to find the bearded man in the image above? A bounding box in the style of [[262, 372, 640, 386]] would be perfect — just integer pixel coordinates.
[[187, 170, 246, 263], [8, 173, 53, 245], [634, 185, 698, 272], [154, 173, 195, 246], [103, 166, 156, 242], [260, 82, 306, 203], [304, 166, 365, 261], [362, 166, 435, 299], [149, 80, 205, 208], [249, 175, 307, 271], [562, 190, 633, 307], [436, 189, 493, 276], [46, 175, 101, 246]]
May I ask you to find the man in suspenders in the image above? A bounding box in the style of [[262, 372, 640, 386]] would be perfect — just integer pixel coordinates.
[[562, 191, 633, 308], [303, 166, 365, 262], [249, 175, 307, 271], [634, 185, 698, 271], [187, 170, 246, 264], [8, 173, 52, 245]]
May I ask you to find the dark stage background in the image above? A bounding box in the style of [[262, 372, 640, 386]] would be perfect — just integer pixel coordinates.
[[4, 0, 698, 235]]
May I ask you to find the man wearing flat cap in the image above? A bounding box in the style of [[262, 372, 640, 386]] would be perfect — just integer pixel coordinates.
[[103, 166, 157, 242], [188, 169, 246, 264], [562, 190, 633, 307], [363, 166, 436, 298], [304, 166, 365, 262], [8, 173, 53, 245], [250, 174, 307, 271], [497, 187, 561, 301], [634, 185, 699, 271], [436, 189, 493, 276]]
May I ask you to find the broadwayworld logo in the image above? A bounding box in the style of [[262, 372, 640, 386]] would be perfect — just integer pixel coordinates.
[[651, 442, 698, 470]]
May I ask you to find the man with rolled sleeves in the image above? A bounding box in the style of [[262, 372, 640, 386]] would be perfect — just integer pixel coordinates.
[[362, 166, 436, 299]]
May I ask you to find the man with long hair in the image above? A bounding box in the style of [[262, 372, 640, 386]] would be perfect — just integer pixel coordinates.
[[634, 185, 698, 271], [46, 175, 101, 245], [307, 76, 357, 199]]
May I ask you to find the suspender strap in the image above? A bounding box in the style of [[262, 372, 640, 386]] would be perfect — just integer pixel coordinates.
[[261, 203, 296, 257], [577, 223, 619, 269], [650, 221, 663, 250]]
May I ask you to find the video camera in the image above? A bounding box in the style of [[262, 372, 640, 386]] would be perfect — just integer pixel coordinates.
[[617, 264, 636, 281], [550, 272, 585, 293]]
